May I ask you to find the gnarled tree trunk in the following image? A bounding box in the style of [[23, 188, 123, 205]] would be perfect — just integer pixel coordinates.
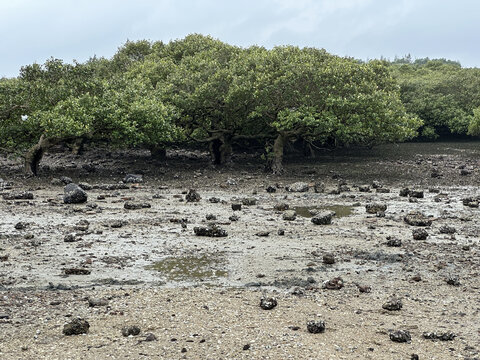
[[70, 137, 85, 155], [209, 134, 232, 165], [24, 135, 57, 176], [271, 134, 286, 175]]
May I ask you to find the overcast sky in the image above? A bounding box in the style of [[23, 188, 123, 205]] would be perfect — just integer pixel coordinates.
[[1, 0, 479, 78]]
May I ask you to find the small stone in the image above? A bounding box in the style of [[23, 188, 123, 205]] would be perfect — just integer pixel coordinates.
[[266, 185, 276, 193], [307, 320, 325, 334], [365, 203, 387, 214], [209, 197, 220, 203], [404, 211, 432, 226], [144, 333, 157, 342], [283, 210, 297, 221], [412, 228, 428, 240], [185, 189, 201, 202], [243, 344, 251, 350], [274, 203, 289, 211], [64, 234, 76, 242], [231, 203, 242, 211], [64, 268, 91, 275], [277, 229, 285, 235], [78, 183, 93, 191], [286, 182, 309, 192], [260, 297, 277, 310], [446, 275, 460, 286], [255, 231, 270, 237], [382, 296, 403, 311], [60, 176, 73, 185], [399, 188, 411, 197], [242, 198, 257, 206], [358, 185, 370, 192], [411, 354, 419, 360], [423, 331, 456, 341], [124, 201, 151, 210], [389, 330, 411, 343], [88, 298, 109, 307], [205, 214, 217, 220], [357, 284, 371, 293], [181, 347, 187, 353], [439, 225, 456, 234], [63, 183, 87, 204], [409, 190, 424, 198], [311, 211, 334, 225], [229, 215, 239, 222], [2, 191, 34, 200], [123, 174, 143, 183], [14, 222, 28, 230], [322, 277, 344, 290], [322, 253, 335, 264], [122, 325, 141, 337], [386, 237, 402, 247], [63, 318, 90, 336], [193, 225, 228, 237]]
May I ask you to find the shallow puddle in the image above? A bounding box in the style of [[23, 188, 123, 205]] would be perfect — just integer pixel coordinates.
[[146, 254, 227, 281], [294, 205, 353, 218]]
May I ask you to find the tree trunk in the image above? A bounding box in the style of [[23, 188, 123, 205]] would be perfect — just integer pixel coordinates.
[[209, 135, 232, 165], [304, 141, 315, 158], [150, 146, 167, 160], [71, 137, 85, 155], [271, 134, 286, 175], [24, 135, 56, 176]]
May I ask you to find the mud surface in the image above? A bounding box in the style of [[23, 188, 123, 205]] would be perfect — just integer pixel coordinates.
[[0, 141, 479, 359]]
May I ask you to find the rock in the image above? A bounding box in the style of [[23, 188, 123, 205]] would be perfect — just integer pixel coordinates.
[[243, 344, 251, 350], [409, 190, 424, 198], [322, 277, 344, 290], [242, 198, 257, 206], [88, 298, 109, 307], [229, 215, 239, 222], [389, 330, 411, 343], [358, 185, 370, 192], [64, 234, 77, 242], [209, 197, 220, 203], [462, 197, 479, 208], [193, 225, 228, 237], [123, 174, 143, 183], [277, 229, 285, 235], [64, 268, 91, 275], [274, 203, 289, 211], [185, 189, 201, 202], [60, 176, 73, 185], [110, 220, 125, 228], [283, 210, 297, 221], [313, 182, 325, 193], [411, 354, 419, 360], [439, 225, 456, 234], [382, 296, 403, 311], [74, 220, 89, 231], [14, 221, 28, 230], [399, 188, 410, 197], [372, 180, 382, 189], [376, 188, 390, 193], [260, 297, 277, 310], [205, 214, 217, 220], [357, 284, 371, 293], [423, 331, 456, 341], [446, 275, 460, 286], [231, 203, 242, 211], [2, 191, 34, 200], [404, 211, 432, 226], [124, 201, 151, 210], [144, 333, 157, 342], [63, 318, 90, 336], [64, 184, 88, 204], [322, 253, 335, 264], [122, 325, 141, 337], [386, 237, 402, 247], [98, 183, 129, 191], [266, 185, 276, 193], [286, 182, 309, 192], [412, 228, 428, 240], [255, 231, 270, 237], [460, 169, 472, 176], [78, 182, 93, 191], [51, 178, 63, 186], [311, 211, 334, 225], [307, 320, 325, 334], [365, 203, 387, 214]]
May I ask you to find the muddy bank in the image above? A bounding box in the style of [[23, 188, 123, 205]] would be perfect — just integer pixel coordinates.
[[0, 141, 479, 359]]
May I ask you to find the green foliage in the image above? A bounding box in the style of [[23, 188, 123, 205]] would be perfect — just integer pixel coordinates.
[[390, 59, 480, 137]]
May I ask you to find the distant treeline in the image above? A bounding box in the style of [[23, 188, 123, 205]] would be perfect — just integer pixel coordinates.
[[0, 35, 478, 175]]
